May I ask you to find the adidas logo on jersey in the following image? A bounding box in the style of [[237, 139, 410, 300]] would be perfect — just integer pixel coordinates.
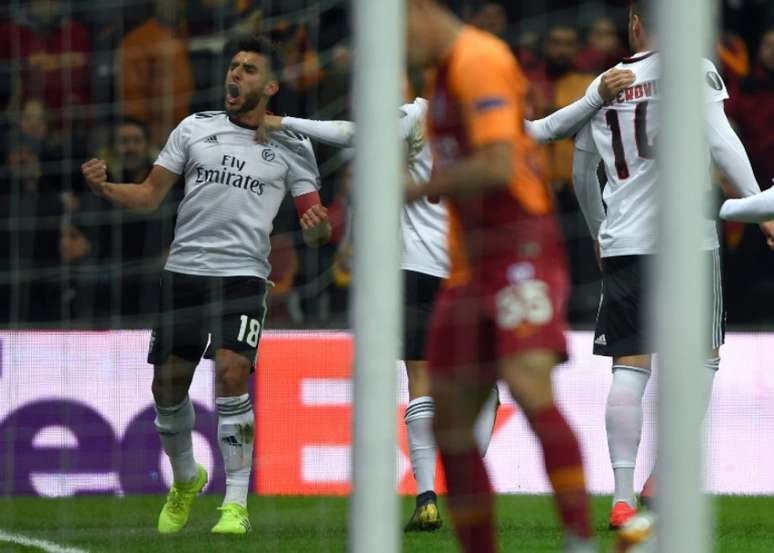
[[205, 134, 219, 143], [595, 334, 607, 346]]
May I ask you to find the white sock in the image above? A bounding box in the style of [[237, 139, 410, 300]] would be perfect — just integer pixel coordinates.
[[641, 358, 719, 497], [404, 396, 436, 495], [606, 366, 650, 507], [702, 357, 719, 415], [216, 394, 254, 508], [474, 385, 500, 456], [154, 396, 198, 484]]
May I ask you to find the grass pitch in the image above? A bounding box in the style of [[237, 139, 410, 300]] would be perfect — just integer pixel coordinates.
[[0, 494, 772, 552]]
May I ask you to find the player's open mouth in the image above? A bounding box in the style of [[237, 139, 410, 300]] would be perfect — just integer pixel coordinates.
[[226, 83, 241, 106]]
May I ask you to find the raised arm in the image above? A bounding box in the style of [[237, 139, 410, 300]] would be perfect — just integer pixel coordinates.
[[81, 160, 178, 211], [525, 68, 635, 144], [279, 117, 356, 148], [266, 100, 423, 149], [706, 100, 761, 198]]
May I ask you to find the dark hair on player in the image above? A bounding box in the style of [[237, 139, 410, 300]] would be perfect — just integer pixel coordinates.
[[117, 117, 150, 142], [629, 0, 649, 28], [224, 34, 282, 77]]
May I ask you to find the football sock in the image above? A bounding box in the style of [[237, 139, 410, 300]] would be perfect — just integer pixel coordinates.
[[439, 448, 495, 553], [528, 405, 592, 539], [606, 365, 650, 507], [154, 395, 198, 484], [473, 386, 499, 456], [702, 357, 719, 414], [405, 396, 437, 495], [216, 394, 254, 508], [642, 358, 718, 500]]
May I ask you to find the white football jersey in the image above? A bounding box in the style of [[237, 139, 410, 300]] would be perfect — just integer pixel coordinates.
[[155, 111, 320, 278], [578, 52, 728, 257], [399, 98, 449, 278]]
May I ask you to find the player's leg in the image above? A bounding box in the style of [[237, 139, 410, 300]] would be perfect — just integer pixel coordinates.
[[208, 275, 268, 534], [426, 285, 497, 553], [149, 271, 211, 534], [594, 255, 653, 527], [641, 248, 725, 508], [404, 359, 442, 531], [432, 374, 495, 553], [403, 270, 452, 532], [402, 270, 442, 531], [473, 385, 500, 456], [606, 354, 650, 524], [152, 356, 200, 485], [500, 350, 594, 550], [212, 347, 254, 534]]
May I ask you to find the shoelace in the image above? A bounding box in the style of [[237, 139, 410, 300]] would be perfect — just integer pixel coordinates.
[[166, 488, 185, 514]]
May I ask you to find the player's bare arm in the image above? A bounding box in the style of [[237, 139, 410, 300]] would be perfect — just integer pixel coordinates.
[[406, 142, 511, 203], [81, 159, 178, 211]]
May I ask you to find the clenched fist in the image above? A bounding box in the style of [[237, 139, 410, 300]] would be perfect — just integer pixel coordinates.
[[81, 158, 108, 197], [598, 68, 636, 103], [300, 204, 332, 247]]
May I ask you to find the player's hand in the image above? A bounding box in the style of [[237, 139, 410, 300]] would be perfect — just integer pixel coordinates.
[[263, 114, 284, 132], [301, 204, 332, 247], [598, 69, 636, 103], [405, 177, 425, 203], [81, 158, 108, 197], [759, 221, 774, 250]]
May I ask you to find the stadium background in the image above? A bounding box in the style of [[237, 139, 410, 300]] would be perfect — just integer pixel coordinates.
[[1, 0, 773, 551]]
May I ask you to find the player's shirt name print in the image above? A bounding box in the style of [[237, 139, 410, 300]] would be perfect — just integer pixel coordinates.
[[606, 79, 660, 106]]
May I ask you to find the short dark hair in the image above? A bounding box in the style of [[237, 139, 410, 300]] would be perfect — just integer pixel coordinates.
[[629, 1, 649, 28], [117, 117, 150, 141], [225, 34, 282, 77]]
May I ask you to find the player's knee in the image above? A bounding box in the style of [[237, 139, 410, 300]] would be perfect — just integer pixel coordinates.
[[215, 351, 250, 395], [153, 395, 195, 434], [151, 375, 190, 407], [506, 373, 553, 415]]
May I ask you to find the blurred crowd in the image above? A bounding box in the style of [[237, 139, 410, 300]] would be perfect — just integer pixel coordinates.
[[0, 0, 772, 328]]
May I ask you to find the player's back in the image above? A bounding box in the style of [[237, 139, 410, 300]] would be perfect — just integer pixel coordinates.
[[588, 52, 723, 257]]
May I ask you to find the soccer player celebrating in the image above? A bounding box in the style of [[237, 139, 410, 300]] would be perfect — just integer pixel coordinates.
[[405, 1, 595, 551], [81, 36, 330, 535], [569, 1, 774, 528]]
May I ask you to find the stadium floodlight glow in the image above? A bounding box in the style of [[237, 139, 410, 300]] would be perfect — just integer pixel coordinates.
[[349, 0, 404, 552], [654, 0, 714, 551]]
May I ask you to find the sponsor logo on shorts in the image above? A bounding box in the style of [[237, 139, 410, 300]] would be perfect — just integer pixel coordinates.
[[507, 262, 535, 284], [595, 334, 607, 346]]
